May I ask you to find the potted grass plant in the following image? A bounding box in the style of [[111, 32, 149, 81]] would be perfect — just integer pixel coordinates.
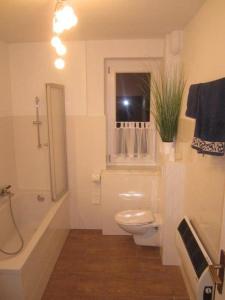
[[151, 68, 186, 160]]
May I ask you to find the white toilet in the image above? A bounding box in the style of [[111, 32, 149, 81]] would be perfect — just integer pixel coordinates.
[[115, 209, 161, 246]]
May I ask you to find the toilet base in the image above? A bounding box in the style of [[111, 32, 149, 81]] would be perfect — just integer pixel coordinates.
[[133, 226, 161, 246]]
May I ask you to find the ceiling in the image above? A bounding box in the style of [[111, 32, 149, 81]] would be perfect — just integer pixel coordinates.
[[0, 0, 206, 43]]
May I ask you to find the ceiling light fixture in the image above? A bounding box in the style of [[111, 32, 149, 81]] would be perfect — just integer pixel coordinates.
[[53, 1, 78, 34], [54, 58, 65, 69], [51, 0, 78, 69], [51, 36, 62, 48], [56, 43, 67, 56]]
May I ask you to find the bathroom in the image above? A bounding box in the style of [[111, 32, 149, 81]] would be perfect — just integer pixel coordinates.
[[0, 0, 225, 299]]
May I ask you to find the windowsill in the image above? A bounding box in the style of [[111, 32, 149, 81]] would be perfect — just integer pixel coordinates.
[[105, 164, 161, 174]]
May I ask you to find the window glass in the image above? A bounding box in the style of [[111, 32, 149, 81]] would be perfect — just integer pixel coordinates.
[[116, 73, 150, 123]]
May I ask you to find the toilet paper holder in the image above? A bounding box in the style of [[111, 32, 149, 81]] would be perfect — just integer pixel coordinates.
[[91, 174, 101, 183]]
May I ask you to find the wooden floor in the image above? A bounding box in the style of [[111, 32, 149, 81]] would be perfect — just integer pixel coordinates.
[[42, 230, 189, 300]]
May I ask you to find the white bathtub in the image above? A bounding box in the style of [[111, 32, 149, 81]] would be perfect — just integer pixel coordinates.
[[0, 191, 70, 300]]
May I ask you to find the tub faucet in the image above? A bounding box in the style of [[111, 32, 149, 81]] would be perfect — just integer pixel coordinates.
[[0, 185, 12, 197]]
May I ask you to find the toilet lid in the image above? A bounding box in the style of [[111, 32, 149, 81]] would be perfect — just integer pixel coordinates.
[[115, 209, 154, 225]]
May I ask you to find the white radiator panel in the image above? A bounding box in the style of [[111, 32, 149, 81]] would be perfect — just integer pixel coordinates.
[[176, 217, 215, 300]]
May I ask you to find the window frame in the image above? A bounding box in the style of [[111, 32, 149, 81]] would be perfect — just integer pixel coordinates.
[[105, 58, 160, 166]]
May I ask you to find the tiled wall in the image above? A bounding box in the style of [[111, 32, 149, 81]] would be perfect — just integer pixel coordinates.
[[0, 41, 16, 189], [8, 39, 165, 229]]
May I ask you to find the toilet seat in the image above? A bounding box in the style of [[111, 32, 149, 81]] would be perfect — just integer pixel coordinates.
[[115, 209, 154, 226]]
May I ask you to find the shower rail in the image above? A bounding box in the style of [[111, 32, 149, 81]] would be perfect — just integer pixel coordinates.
[[33, 96, 42, 148]]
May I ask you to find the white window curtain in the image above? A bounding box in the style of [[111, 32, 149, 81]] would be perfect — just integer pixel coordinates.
[[114, 122, 155, 160]]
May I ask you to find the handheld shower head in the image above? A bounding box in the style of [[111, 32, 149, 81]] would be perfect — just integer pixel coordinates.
[[0, 185, 12, 196], [35, 97, 40, 105]]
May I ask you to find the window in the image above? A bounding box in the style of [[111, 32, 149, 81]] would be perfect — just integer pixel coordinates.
[[116, 73, 150, 123], [106, 59, 157, 166]]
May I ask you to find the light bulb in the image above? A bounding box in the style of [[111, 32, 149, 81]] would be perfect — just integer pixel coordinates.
[[56, 43, 67, 56], [53, 17, 64, 34], [53, 4, 78, 33], [61, 6, 78, 29], [71, 13, 78, 27], [54, 58, 65, 70], [51, 36, 62, 48]]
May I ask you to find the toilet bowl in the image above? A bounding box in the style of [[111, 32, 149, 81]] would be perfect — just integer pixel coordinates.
[[115, 209, 161, 246]]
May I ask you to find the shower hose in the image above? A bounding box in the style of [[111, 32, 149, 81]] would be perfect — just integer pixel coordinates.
[[0, 192, 24, 255]]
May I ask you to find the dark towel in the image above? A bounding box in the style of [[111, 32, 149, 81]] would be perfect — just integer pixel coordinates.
[[186, 78, 225, 156], [186, 83, 201, 118]]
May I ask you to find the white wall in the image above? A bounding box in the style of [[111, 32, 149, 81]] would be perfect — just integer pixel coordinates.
[[9, 42, 86, 196], [86, 39, 164, 115], [0, 41, 16, 189], [178, 0, 225, 261], [9, 42, 87, 117], [9, 39, 164, 229]]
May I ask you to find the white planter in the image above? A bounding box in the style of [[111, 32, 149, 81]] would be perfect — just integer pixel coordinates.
[[161, 142, 175, 162]]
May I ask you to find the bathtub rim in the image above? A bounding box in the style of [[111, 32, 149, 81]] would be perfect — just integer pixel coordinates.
[[0, 192, 69, 273]]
